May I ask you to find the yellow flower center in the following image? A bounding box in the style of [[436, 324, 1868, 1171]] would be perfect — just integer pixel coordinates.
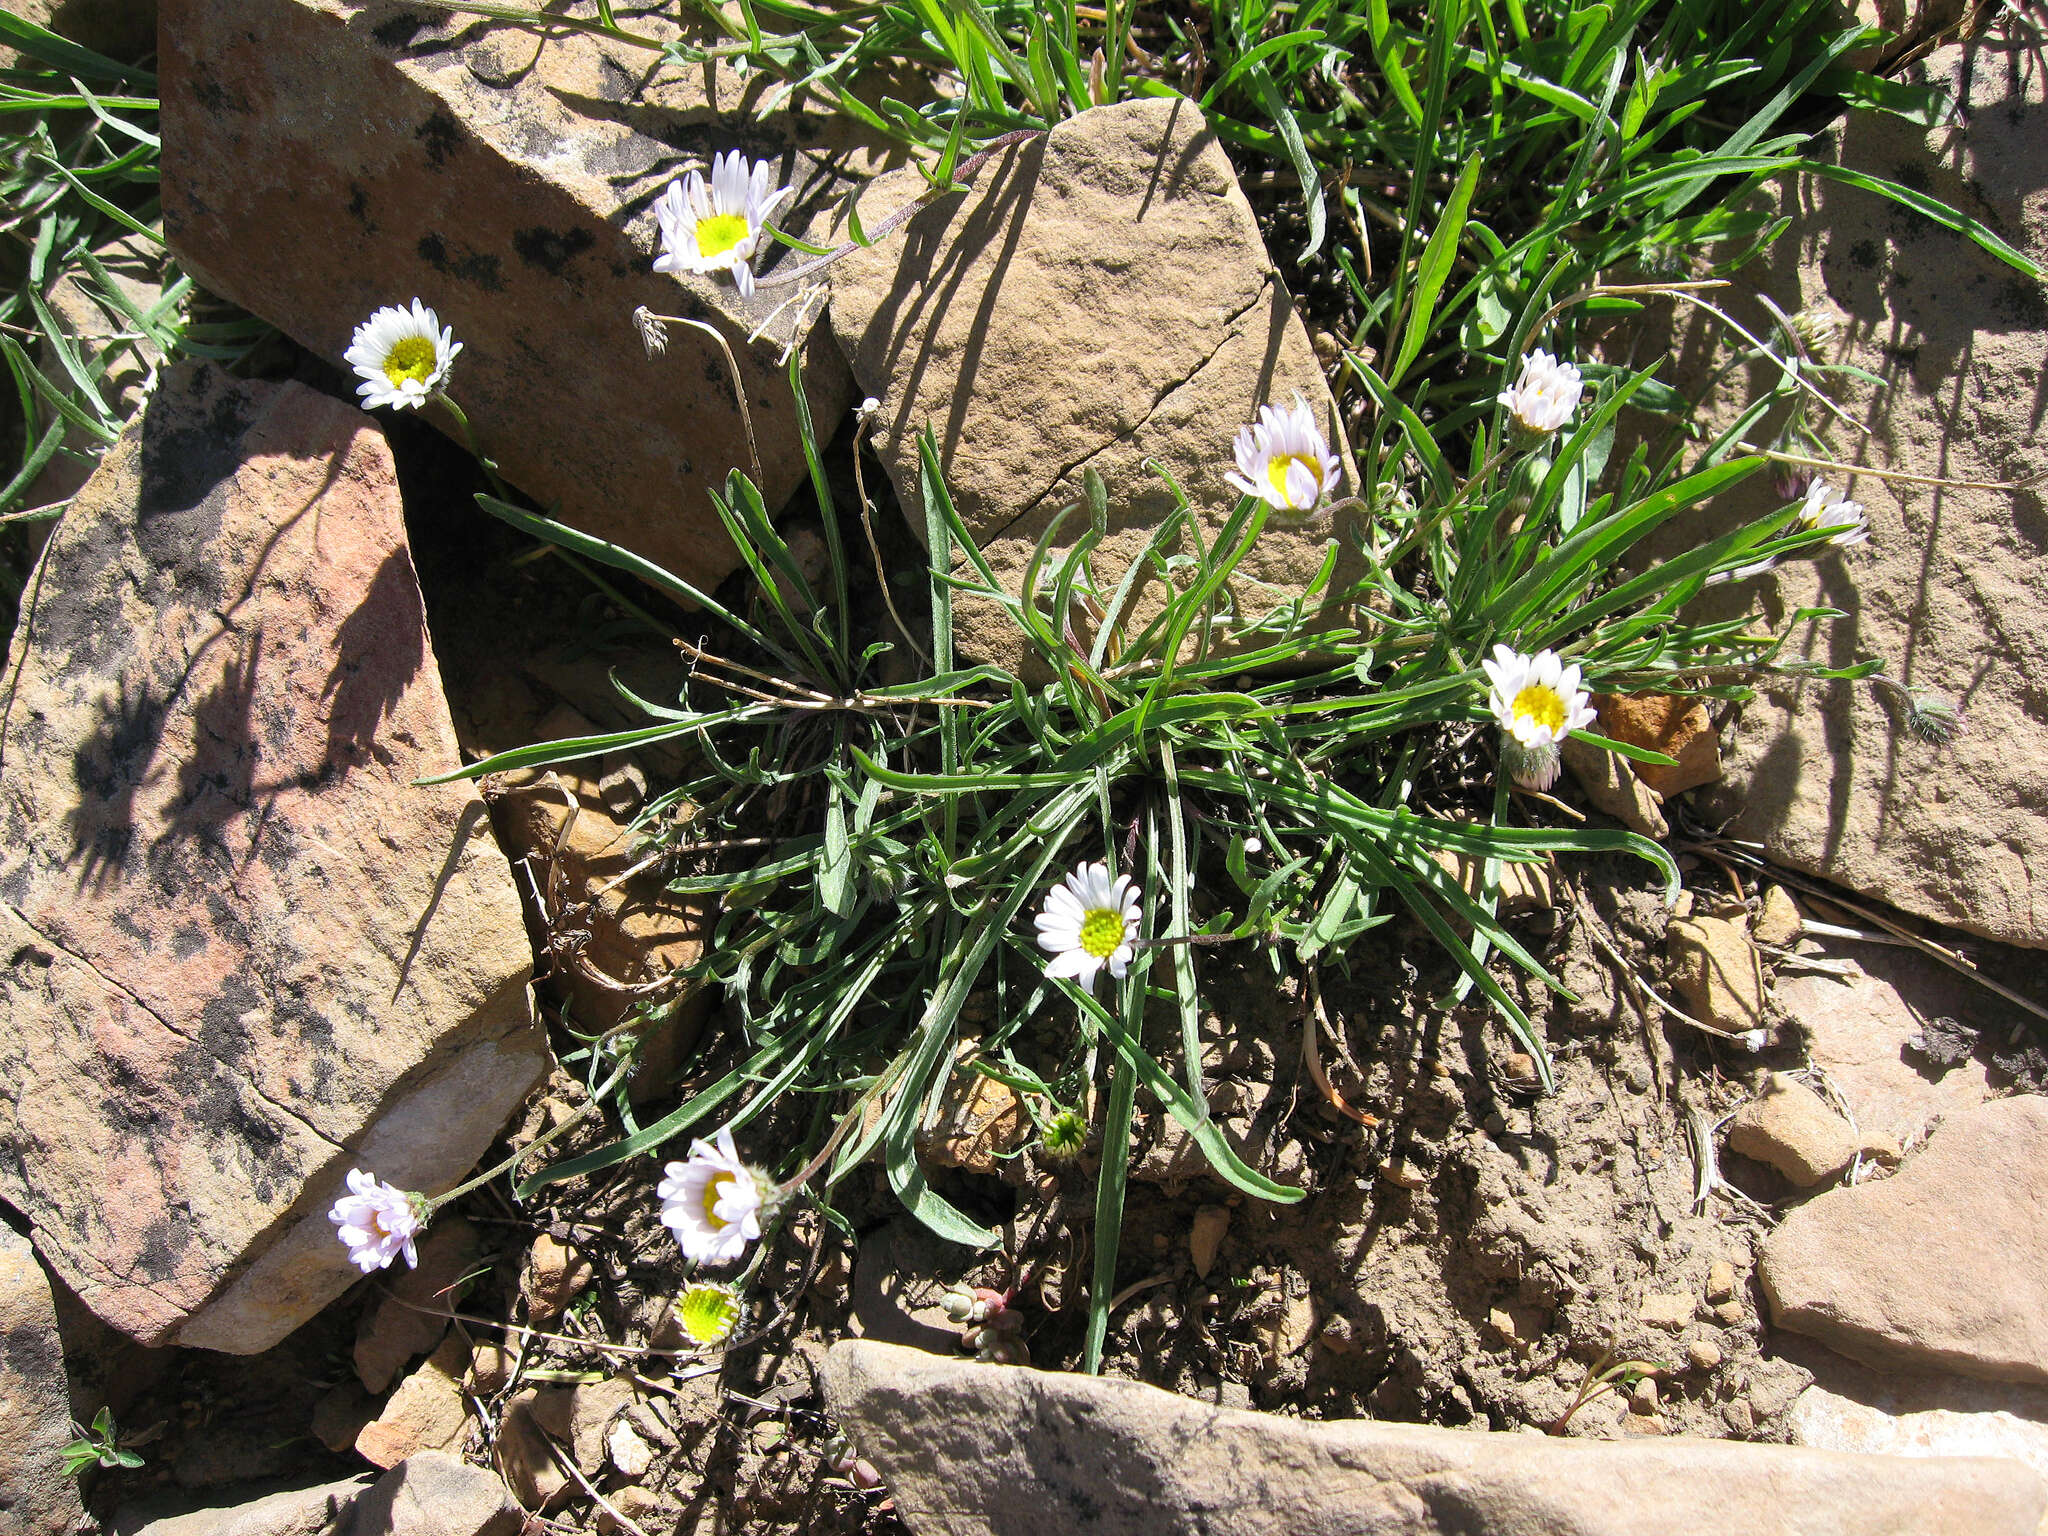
[[695, 212, 752, 260], [1078, 908, 1125, 960], [1512, 683, 1566, 735], [382, 335, 439, 389], [701, 1173, 737, 1231], [1266, 453, 1319, 504]]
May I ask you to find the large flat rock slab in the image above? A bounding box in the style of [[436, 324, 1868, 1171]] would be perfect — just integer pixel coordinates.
[[824, 1339, 2048, 1535], [828, 98, 1357, 673], [160, 0, 859, 591], [1759, 1096, 2048, 1384], [0, 364, 545, 1352], [1691, 38, 2048, 945]]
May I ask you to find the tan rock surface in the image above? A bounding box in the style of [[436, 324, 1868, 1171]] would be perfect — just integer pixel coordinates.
[[355, 1337, 473, 1470], [119, 1450, 520, 1536], [0, 365, 545, 1352], [828, 98, 1357, 673], [159, 0, 859, 591], [824, 1339, 2048, 1535], [1666, 914, 1766, 1033], [1727, 1073, 1859, 1186], [354, 1218, 480, 1393], [0, 1223, 85, 1536], [1793, 1384, 2048, 1485], [1562, 736, 1667, 838], [1759, 1096, 2048, 1383], [1686, 40, 2048, 947], [1776, 950, 1992, 1146]]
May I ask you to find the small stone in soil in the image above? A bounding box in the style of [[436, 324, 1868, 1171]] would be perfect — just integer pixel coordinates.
[[1712, 1299, 1747, 1327], [1706, 1259, 1737, 1303], [1689, 1339, 1724, 1371], [1640, 1293, 1695, 1330], [1189, 1206, 1231, 1280]]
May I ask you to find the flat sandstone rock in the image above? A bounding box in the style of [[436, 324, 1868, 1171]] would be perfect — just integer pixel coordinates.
[[1760, 1096, 2048, 1384], [828, 98, 1357, 673], [1690, 39, 2048, 946], [824, 1340, 2048, 1535], [0, 364, 545, 1353], [160, 0, 859, 592]]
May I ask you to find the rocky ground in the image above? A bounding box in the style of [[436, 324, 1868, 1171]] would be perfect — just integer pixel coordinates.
[[3, 4, 2048, 1536]]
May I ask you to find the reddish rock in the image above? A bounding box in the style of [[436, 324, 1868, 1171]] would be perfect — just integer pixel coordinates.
[[1726, 1074, 1859, 1188], [1760, 1097, 2048, 1384], [0, 1225, 84, 1536], [159, 0, 859, 594], [1593, 693, 1722, 798], [0, 364, 545, 1352]]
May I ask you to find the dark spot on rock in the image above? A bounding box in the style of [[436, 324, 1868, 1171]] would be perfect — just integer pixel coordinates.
[[372, 12, 430, 48], [136, 1217, 193, 1281], [415, 109, 462, 170], [172, 923, 208, 960], [346, 183, 373, 230], [190, 70, 251, 116], [111, 910, 153, 952], [415, 233, 504, 292], [203, 891, 250, 953], [1848, 237, 1881, 270], [512, 225, 594, 277], [595, 54, 636, 104], [1891, 159, 1930, 193]]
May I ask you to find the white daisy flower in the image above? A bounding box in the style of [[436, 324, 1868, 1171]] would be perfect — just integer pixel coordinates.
[[1481, 644, 1598, 791], [344, 299, 461, 411], [1225, 393, 1344, 514], [1497, 350, 1583, 438], [1795, 481, 1868, 547], [328, 1168, 424, 1274], [652, 150, 794, 299], [1034, 861, 1143, 991], [659, 1127, 764, 1266]]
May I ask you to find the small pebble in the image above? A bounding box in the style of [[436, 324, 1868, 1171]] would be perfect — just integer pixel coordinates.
[[1629, 1377, 1660, 1414], [1621, 1414, 1667, 1436], [1639, 1292, 1694, 1331], [1711, 1299, 1746, 1327], [1688, 1338, 1723, 1372], [1705, 1259, 1736, 1303], [1379, 1157, 1427, 1190], [1722, 1399, 1756, 1435], [1624, 1065, 1652, 1094]]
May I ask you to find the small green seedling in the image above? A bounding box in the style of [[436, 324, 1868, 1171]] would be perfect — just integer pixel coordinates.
[[60, 1407, 144, 1476]]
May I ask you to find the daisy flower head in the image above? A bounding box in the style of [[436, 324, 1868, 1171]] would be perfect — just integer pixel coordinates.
[[1498, 350, 1583, 440], [1795, 481, 1868, 548], [1225, 393, 1343, 514], [1481, 644, 1597, 791], [345, 299, 461, 412], [1035, 860, 1143, 991], [328, 1168, 425, 1274], [652, 150, 793, 299], [659, 1127, 764, 1266], [674, 1281, 743, 1346]]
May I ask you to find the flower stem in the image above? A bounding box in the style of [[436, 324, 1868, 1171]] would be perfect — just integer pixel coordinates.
[[433, 392, 511, 502], [425, 1053, 635, 1213]]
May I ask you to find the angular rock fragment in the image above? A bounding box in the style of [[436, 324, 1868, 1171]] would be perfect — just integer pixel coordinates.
[[1726, 1073, 1858, 1187], [829, 98, 1357, 673], [160, 0, 858, 591], [356, 1337, 473, 1470], [825, 1340, 2048, 1535], [1759, 1096, 2048, 1383], [117, 1450, 520, 1536], [1592, 692, 1721, 798], [0, 365, 545, 1352], [1689, 42, 2048, 947], [0, 1224, 85, 1536], [1666, 914, 1766, 1034]]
